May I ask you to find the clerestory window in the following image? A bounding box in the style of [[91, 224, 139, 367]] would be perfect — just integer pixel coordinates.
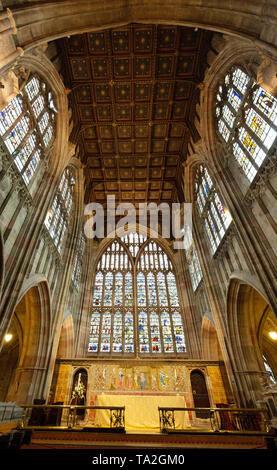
[[194, 165, 232, 255], [44, 167, 76, 254], [0, 74, 56, 186], [216, 67, 277, 182]]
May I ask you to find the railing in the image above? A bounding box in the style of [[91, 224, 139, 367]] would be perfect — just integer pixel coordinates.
[[17, 404, 271, 435], [0, 403, 23, 423], [158, 407, 272, 434], [19, 405, 125, 431]]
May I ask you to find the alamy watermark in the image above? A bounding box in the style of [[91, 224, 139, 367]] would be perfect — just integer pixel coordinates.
[[84, 195, 192, 249]]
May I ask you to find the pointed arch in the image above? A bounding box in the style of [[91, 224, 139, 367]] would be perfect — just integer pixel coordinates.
[[201, 316, 223, 361], [57, 314, 74, 359], [1, 275, 51, 403], [87, 230, 187, 357], [227, 276, 277, 403]]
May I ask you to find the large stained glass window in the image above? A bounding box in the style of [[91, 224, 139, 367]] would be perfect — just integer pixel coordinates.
[[0, 74, 56, 186], [195, 165, 232, 255], [216, 67, 277, 182], [88, 239, 134, 354], [44, 166, 75, 253], [88, 233, 187, 356]]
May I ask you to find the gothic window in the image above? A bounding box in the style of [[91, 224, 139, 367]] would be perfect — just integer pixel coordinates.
[[44, 167, 76, 253], [187, 248, 203, 291], [263, 355, 276, 384], [216, 67, 277, 182], [72, 230, 86, 290], [0, 74, 57, 186], [88, 233, 187, 356], [194, 165, 232, 255]]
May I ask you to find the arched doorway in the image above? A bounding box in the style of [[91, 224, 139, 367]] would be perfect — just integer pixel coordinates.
[[0, 279, 51, 404], [190, 370, 210, 418], [70, 369, 88, 419], [228, 278, 277, 406]]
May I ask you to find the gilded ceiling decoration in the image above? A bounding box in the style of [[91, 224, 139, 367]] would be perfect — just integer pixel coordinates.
[[57, 24, 212, 209]]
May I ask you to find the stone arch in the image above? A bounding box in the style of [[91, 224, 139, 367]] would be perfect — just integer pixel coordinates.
[[84, 223, 198, 357], [93, 223, 174, 274], [11, 2, 277, 55], [57, 314, 75, 359], [227, 276, 277, 404], [0, 276, 51, 404], [201, 316, 223, 361]]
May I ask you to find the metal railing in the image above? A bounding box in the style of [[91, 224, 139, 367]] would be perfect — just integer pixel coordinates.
[[19, 404, 125, 431], [17, 404, 271, 435], [158, 406, 272, 434], [0, 403, 23, 423]]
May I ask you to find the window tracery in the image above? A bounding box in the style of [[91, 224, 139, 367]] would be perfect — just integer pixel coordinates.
[[194, 165, 232, 254], [88, 233, 186, 356], [0, 74, 57, 186], [216, 67, 277, 182]]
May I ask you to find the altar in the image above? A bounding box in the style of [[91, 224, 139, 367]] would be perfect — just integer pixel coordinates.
[[92, 394, 191, 432]]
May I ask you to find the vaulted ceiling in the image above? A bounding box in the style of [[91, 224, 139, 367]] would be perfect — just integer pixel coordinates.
[[57, 24, 212, 209]]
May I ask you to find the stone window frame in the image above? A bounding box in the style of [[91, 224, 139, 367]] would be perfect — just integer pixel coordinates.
[[215, 64, 277, 184], [44, 166, 76, 254], [87, 233, 187, 358], [194, 164, 232, 255]]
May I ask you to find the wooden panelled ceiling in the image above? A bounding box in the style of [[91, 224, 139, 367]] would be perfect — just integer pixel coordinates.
[[57, 24, 212, 208]]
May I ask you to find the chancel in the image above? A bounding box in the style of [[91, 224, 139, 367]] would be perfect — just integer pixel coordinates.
[[0, 1, 277, 450]]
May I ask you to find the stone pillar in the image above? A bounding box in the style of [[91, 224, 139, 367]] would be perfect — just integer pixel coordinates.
[[6, 366, 48, 404]]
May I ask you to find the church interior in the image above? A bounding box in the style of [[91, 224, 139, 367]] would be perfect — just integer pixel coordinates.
[[0, 0, 277, 450]]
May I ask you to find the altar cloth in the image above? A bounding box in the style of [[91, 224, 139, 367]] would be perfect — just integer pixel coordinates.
[[93, 394, 190, 431]]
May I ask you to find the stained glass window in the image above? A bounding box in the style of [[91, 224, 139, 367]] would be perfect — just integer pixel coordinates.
[[157, 272, 168, 307], [101, 312, 111, 352], [88, 232, 187, 355], [139, 311, 149, 353], [195, 165, 232, 255], [150, 313, 161, 353], [263, 355, 276, 384], [88, 312, 100, 352], [137, 272, 147, 307], [44, 166, 76, 254], [161, 312, 174, 353], [93, 273, 104, 306], [124, 312, 134, 353], [216, 67, 277, 182], [112, 311, 123, 352], [0, 74, 57, 187]]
